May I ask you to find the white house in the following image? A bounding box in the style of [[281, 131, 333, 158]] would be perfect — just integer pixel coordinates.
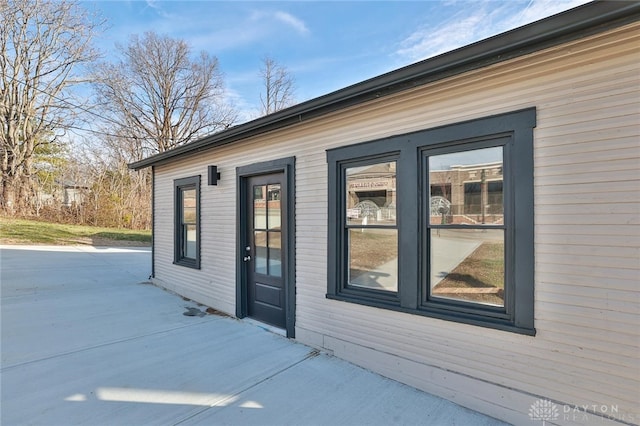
[[130, 3, 640, 425]]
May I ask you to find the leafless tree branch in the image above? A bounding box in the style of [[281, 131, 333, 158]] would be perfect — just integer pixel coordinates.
[[259, 55, 296, 116], [0, 0, 103, 214], [91, 32, 238, 162]]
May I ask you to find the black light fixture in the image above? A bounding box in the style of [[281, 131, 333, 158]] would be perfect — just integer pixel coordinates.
[[208, 165, 221, 185]]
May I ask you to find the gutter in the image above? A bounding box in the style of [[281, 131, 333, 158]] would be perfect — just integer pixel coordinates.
[[129, 1, 640, 171]]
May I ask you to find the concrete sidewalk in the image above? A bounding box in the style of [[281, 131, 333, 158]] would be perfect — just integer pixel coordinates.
[[1, 245, 506, 426]]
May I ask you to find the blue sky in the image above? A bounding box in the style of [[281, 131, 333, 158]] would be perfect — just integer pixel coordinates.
[[83, 0, 590, 122]]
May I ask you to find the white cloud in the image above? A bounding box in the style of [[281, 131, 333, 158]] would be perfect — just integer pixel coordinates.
[[505, 0, 591, 28], [248, 10, 310, 36], [188, 9, 309, 52], [396, 0, 592, 63], [145, 0, 173, 19], [397, 11, 489, 61], [274, 11, 310, 35]]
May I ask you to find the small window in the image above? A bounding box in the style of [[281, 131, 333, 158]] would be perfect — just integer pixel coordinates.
[[327, 108, 536, 334], [174, 176, 200, 269]]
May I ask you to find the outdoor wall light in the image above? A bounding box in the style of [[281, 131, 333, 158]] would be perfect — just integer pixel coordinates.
[[208, 165, 221, 185]]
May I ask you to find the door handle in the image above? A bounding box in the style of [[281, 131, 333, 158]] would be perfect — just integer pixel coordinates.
[[243, 255, 251, 262]]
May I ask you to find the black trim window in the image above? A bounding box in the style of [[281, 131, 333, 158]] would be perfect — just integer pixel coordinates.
[[426, 145, 506, 309], [174, 176, 200, 269], [345, 160, 398, 293], [327, 109, 536, 334]]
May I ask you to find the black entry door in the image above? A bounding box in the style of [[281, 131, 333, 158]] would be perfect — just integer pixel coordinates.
[[245, 173, 285, 328]]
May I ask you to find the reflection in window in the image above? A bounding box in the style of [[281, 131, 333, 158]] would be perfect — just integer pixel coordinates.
[[428, 147, 503, 225], [253, 184, 282, 277], [346, 162, 396, 226], [327, 108, 536, 334], [174, 176, 200, 269], [268, 231, 282, 277], [430, 229, 504, 307], [182, 189, 197, 259], [428, 147, 505, 307], [254, 230, 267, 274], [267, 184, 281, 230], [349, 229, 397, 291], [345, 161, 397, 292]]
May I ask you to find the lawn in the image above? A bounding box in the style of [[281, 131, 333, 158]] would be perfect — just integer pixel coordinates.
[[0, 218, 151, 246]]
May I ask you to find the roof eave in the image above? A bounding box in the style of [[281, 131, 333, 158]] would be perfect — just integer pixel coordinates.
[[129, 1, 640, 171]]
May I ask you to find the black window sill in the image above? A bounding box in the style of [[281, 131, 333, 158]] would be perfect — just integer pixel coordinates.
[[173, 259, 200, 270], [326, 293, 536, 336]]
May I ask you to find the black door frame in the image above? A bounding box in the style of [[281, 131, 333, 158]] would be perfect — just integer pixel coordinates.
[[236, 157, 296, 338]]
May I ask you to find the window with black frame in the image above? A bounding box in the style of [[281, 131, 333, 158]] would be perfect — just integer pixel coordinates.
[[345, 160, 398, 293], [426, 146, 505, 308], [326, 108, 536, 334], [174, 176, 200, 269]]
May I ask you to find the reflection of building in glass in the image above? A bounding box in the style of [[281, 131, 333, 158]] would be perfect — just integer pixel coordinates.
[[430, 161, 503, 224], [346, 162, 396, 223], [253, 185, 281, 230]]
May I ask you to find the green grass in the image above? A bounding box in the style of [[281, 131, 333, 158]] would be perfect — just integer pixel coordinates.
[[0, 218, 151, 246]]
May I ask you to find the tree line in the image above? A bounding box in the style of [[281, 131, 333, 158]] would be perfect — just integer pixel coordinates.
[[1, 0, 296, 229]]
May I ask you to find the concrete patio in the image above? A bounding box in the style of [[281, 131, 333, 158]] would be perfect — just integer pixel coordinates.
[[1, 245, 507, 425]]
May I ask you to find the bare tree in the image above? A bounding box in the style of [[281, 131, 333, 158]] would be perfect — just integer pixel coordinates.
[[0, 0, 102, 215], [259, 56, 295, 116], [92, 32, 237, 161]]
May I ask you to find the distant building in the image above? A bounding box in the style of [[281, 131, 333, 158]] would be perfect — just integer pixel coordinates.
[[35, 180, 88, 209], [61, 181, 88, 207], [430, 161, 503, 224]]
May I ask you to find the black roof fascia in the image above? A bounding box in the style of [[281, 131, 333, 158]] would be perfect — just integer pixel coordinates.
[[129, 1, 640, 171]]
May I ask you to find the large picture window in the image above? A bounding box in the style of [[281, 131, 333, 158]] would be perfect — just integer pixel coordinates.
[[174, 176, 200, 269], [327, 109, 535, 334]]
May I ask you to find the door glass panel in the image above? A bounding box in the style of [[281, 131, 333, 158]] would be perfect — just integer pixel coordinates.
[[254, 185, 267, 229], [348, 228, 397, 292], [267, 184, 281, 230], [254, 231, 267, 274], [268, 231, 282, 277], [346, 162, 396, 226], [430, 228, 504, 307], [428, 147, 503, 225]]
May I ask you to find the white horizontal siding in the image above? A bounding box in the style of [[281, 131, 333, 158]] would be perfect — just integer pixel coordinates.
[[150, 22, 640, 425]]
